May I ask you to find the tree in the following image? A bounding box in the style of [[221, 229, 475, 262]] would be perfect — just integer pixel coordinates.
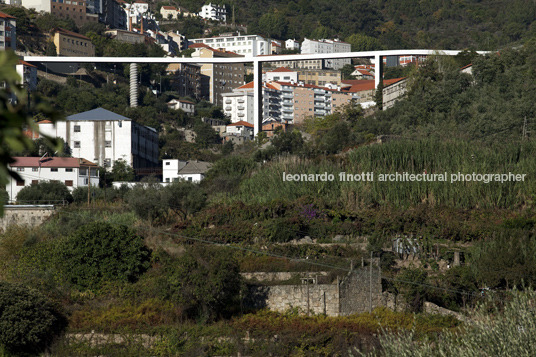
[[162, 247, 241, 321], [163, 181, 206, 220], [16, 181, 73, 204], [126, 183, 167, 221], [0, 51, 60, 215], [341, 64, 356, 80], [59, 222, 151, 289], [395, 268, 428, 312], [0, 282, 67, 355], [272, 130, 304, 155], [111, 159, 135, 182], [345, 33, 382, 51], [193, 120, 220, 148]]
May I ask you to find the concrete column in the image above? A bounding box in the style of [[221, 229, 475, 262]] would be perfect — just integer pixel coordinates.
[[374, 54, 382, 89], [253, 59, 262, 136], [130, 63, 138, 108]]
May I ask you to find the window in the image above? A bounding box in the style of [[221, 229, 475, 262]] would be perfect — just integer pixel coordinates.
[[31, 180, 38, 185], [32, 168, 38, 172], [74, 125, 80, 132], [66, 168, 73, 172], [74, 141, 80, 148], [51, 168, 58, 172], [188, 177, 192, 181], [16, 180, 24, 186], [165, 162, 170, 166], [65, 180, 73, 186], [16, 167, 24, 172], [104, 159, 111, 167], [105, 141, 111, 147]]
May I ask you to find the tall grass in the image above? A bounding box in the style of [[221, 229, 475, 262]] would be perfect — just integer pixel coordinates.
[[238, 140, 536, 210]]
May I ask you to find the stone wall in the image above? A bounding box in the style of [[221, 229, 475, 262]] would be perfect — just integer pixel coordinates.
[[245, 266, 384, 317], [241, 271, 329, 282], [248, 284, 340, 316], [0, 205, 55, 231], [339, 265, 382, 315]]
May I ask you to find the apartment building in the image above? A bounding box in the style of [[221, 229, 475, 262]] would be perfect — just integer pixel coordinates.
[[0, 12, 16, 51], [296, 68, 341, 86], [382, 77, 408, 110], [190, 34, 271, 56], [38, 108, 158, 170], [51, 28, 96, 56], [264, 55, 324, 70], [222, 82, 255, 124], [190, 44, 244, 106], [301, 38, 351, 70], [166, 63, 205, 99], [285, 39, 300, 51], [265, 67, 298, 83], [199, 3, 226, 22], [16, 60, 37, 91]]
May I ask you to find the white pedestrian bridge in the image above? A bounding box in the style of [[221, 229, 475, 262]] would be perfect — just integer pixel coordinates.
[[24, 49, 488, 135]]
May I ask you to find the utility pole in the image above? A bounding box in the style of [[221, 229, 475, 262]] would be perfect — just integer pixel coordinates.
[[369, 251, 373, 313]]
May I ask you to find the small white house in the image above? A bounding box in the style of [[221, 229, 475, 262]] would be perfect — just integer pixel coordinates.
[[6, 157, 99, 203], [162, 159, 212, 183], [225, 120, 254, 138], [285, 39, 300, 51], [167, 99, 195, 115]]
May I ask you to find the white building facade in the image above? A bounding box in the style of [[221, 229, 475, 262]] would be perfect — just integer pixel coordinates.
[[6, 157, 99, 202], [162, 159, 212, 183], [167, 99, 195, 115], [301, 39, 351, 70], [222, 90, 254, 124], [198, 3, 226, 22], [190, 34, 271, 56], [38, 108, 158, 170]]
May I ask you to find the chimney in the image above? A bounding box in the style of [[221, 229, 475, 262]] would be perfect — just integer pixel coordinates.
[[129, 16, 132, 32]]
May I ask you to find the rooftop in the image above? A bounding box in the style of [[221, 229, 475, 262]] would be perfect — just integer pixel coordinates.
[[53, 28, 92, 41], [227, 120, 254, 128], [10, 157, 98, 168], [178, 160, 212, 175], [66, 108, 131, 121], [0, 11, 16, 19]]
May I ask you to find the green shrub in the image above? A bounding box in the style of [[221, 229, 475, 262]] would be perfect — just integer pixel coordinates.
[[16, 181, 73, 204], [369, 289, 536, 356], [0, 282, 67, 355], [160, 247, 241, 321], [58, 222, 151, 289]]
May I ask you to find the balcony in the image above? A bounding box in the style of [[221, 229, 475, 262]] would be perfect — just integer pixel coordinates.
[[225, 100, 232, 104], [238, 113, 245, 117], [237, 99, 245, 103], [225, 107, 232, 111], [237, 106, 245, 110]]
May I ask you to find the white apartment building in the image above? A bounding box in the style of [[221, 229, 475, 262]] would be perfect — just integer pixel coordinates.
[[38, 108, 158, 170], [163, 159, 212, 183], [222, 87, 254, 124], [6, 157, 99, 202], [0, 12, 16, 51], [190, 34, 271, 56], [301, 38, 351, 70], [198, 3, 226, 22], [285, 39, 300, 51], [264, 67, 298, 83]]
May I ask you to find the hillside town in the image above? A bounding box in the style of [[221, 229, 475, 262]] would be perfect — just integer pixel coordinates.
[[1, 0, 535, 355]]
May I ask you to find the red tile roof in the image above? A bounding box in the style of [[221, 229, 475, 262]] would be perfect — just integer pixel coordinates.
[[18, 60, 37, 68], [162, 5, 176, 10], [236, 81, 254, 89], [10, 157, 98, 168], [227, 121, 254, 128], [461, 63, 472, 70], [54, 28, 92, 41], [340, 78, 405, 92], [37, 120, 53, 124], [0, 12, 16, 19], [356, 69, 373, 76]]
